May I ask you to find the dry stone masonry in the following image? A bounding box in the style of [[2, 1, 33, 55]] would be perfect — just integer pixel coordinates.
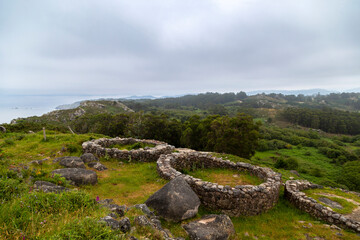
[[82, 137, 175, 162], [284, 180, 360, 233], [157, 152, 281, 216]]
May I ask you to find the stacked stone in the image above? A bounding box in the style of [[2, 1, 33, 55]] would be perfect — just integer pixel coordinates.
[[284, 180, 360, 233], [156, 152, 281, 216], [82, 137, 175, 162]]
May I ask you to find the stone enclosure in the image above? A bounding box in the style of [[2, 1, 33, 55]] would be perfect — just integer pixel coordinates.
[[157, 151, 282, 216], [82, 137, 175, 162], [285, 180, 360, 233]]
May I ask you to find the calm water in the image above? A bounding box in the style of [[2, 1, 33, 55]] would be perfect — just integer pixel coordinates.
[[0, 94, 120, 124]]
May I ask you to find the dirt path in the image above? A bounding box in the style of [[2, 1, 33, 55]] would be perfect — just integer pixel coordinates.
[[315, 192, 360, 222]]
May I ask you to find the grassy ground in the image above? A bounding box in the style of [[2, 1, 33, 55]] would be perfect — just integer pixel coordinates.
[[304, 188, 360, 215], [1, 131, 360, 239], [183, 168, 263, 187], [110, 142, 156, 151]]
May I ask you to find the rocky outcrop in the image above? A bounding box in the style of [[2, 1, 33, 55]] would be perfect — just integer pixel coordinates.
[[284, 180, 360, 233], [52, 168, 97, 186], [33, 181, 69, 193], [98, 199, 127, 218], [99, 216, 131, 233], [82, 137, 175, 162], [157, 152, 281, 216], [183, 214, 235, 240], [145, 176, 200, 222], [57, 156, 86, 168]]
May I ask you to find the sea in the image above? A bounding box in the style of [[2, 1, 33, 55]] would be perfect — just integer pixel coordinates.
[[0, 94, 121, 124]]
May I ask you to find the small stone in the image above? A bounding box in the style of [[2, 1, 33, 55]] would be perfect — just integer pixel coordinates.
[[244, 232, 250, 237], [88, 161, 108, 171], [330, 224, 342, 231], [107, 212, 118, 219]]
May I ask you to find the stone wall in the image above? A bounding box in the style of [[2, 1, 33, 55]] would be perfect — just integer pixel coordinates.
[[157, 152, 281, 216], [284, 180, 360, 233], [82, 137, 175, 162]]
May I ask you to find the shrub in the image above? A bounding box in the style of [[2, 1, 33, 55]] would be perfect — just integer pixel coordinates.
[[338, 161, 360, 191], [274, 157, 288, 169], [3, 138, 15, 146], [304, 151, 312, 156], [354, 149, 360, 157], [274, 157, 299, 170], [66, 143, 81, 153], [310, 168, 322, 177], [286, 157, 299, 170]]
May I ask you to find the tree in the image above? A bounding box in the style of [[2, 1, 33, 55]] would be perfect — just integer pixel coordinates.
[[206, 114, 261, 158]]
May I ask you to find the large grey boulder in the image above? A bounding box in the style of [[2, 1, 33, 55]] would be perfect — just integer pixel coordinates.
[[34, 181, 69, 193], [52, 168, 97, 186], [183, 214, 235, 240], [81, 153, 99, 163], [57, 156, 86, 168], [145, 176, 200, 222]]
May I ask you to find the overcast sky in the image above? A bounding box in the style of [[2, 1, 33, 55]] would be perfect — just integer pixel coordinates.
[[1, 0, 360, 97]]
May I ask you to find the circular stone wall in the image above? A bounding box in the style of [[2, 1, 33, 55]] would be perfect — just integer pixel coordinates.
[[82, 137, 175, 162], [157, 152, 281, 216], [285, 180, 360, 233]]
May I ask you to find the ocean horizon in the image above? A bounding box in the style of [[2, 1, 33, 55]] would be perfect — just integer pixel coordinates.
[[0, 94, 123, 124]]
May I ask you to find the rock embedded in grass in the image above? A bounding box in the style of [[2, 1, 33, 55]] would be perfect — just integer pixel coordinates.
[[145, 176, 200, 222], [33, 181, 69, 193], [119, 217, 131, 233], [80, 153, 99, 163], [56, 156, 86, 168], [99, 216, 121, 230], [52, 168, 98, 186], [183, 214, 235, 240]]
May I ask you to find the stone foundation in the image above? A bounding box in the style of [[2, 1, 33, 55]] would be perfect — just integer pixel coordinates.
[[284, 180, 360, 233], [82, 137, 175, 162], [157, 152, 281, 216]]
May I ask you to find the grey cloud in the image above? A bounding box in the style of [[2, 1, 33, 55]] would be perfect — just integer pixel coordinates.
[[0, 0, 359, 96]]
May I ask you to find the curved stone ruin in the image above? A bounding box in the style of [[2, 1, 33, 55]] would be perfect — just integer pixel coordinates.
[[82, 137, 175, 162], [157, 151, 281, 216], [285, 180, 360, 233]]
